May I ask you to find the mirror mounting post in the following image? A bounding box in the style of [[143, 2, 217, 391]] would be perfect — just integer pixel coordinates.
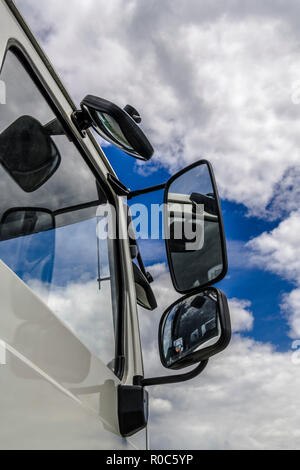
[[71, 109, 92, 137], [133, 359, 208, 387], [127, 183, 166, 200]]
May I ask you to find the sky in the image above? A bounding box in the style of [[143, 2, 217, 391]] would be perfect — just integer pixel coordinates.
[[12, 0, 300, 449]]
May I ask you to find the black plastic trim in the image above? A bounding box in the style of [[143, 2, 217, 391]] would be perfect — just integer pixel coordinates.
[[133, 359, 208, 387], [127, 183, 166, 200], [81, 95, 154, 161], [107, 173, 130, 197], [118, 385, 149, 437]]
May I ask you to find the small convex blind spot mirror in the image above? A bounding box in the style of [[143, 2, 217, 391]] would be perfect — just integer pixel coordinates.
[[159, 287, 231, 370]]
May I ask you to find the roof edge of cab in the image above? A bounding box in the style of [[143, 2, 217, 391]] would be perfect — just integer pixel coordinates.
[[4, 0, 76, 110], [3, 0, 117, 177]]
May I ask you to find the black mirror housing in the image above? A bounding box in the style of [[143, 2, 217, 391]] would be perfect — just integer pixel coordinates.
[[73, 95, 154, 161], [158, 287, 231, 370], [0, 116, 61, 193], [164, 159, 228, 294]]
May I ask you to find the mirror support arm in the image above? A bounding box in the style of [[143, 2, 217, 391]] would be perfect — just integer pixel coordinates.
[[133, 360, 208, 387], [128, 183, 166, 200]]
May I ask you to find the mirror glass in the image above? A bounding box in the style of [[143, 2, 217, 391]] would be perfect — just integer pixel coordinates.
[[165, 161, 225, 292], [0, 116, 61, 192], [94, 111, 134, 152], [161, 290, 221, 368], [81, 95, 154, 161]]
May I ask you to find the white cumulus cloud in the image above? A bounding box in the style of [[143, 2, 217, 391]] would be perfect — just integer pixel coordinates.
[[14, 0, 300, 217], [228, 298, 254, 332], [247, 211, 300, 338]]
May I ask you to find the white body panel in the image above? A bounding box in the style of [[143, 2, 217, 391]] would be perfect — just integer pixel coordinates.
[[0, 0, 146, 449]]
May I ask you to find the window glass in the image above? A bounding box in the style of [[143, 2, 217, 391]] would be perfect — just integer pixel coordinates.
[[0, 50, 118, 370]]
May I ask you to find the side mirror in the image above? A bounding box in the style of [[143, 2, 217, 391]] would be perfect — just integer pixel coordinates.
[[159, 287, 231, 370], [119, 288, 230, 437], [0, 116, 61, 192], [73, 95, 154, 161], [164, 160, 228, 293]]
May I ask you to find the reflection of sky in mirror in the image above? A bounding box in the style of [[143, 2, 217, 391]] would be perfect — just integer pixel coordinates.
[[169, 164, 213, 197]]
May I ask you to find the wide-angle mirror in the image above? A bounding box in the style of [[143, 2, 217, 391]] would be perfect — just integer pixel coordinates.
[[0, 116, 61, 192], [164, 160, 227, 293], [77, 95, 154, 161], [159, 287, 231, 370]]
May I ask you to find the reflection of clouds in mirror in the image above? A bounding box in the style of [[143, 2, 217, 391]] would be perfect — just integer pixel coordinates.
[[169, 164, 213, 198]]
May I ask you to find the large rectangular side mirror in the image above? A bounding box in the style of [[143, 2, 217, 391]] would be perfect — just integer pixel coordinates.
[[159, 287, 231, 370], [164, 160, 228, 293]]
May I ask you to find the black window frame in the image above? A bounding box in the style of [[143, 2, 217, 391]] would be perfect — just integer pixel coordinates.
[[0, 39, 125, 379]]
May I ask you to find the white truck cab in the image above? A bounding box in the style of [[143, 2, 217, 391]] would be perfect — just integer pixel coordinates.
[[0, 0, 231, 450]]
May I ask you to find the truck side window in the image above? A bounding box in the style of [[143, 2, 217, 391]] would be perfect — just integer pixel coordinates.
[[0, 50, 119, 371]]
